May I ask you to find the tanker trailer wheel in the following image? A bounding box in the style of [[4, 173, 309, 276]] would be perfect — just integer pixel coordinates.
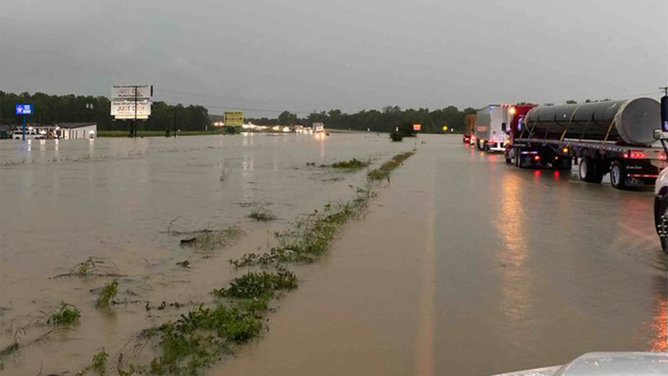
[[610, 161, 627, 190], [579, 157, 603, 183]]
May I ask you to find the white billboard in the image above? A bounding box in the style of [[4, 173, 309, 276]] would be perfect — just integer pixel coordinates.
[[111, 85, 152, 100], [111, 85, 152, 119], [111, 100, 151, 120]]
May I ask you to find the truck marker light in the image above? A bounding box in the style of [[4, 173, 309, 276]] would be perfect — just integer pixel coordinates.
[[562, 147, 569, 154], [627, 150, 646, 159]]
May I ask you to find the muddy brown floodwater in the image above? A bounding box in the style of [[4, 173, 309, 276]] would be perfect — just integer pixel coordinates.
[[0, 134, 666, 375]]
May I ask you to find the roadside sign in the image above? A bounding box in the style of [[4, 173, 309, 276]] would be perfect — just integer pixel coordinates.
[[15, 104, 32, 115], [111, 100, 152, 120], [111, 85, 153, 120], [225, 111, 244, 126], [413, 124, 421, 131], [111, 85, 152, 100], [442, 125, 448, 132]]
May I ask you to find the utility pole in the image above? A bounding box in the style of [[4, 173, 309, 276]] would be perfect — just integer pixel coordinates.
[[661, 87, 668, 131], [173, 105, 178, 137], [133, 86, 138, 138]]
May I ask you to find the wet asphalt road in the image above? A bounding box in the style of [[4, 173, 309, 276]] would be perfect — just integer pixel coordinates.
[[214, 134, 667, 376]]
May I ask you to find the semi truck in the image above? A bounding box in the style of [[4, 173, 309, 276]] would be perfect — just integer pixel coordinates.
[[474, 104, 519, 152], [506, 97, 664, 189]]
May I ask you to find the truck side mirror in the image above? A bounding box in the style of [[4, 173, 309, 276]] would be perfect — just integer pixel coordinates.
[[654, 129, 663, 140], [501, 122, 507, 132]]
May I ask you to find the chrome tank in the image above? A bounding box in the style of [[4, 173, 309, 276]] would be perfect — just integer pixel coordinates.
[[524, 98, 660, 146]]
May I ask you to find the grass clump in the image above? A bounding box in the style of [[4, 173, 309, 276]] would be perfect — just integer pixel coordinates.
[[367, 151, 414, 181], [48, 302, 80, 324], [212, 269, 298, 300], [248, 205, 276, 222], [97, 280, 119, 307], [329, 158, 369, 169], [180, 225, 244, 252], [231, 188, 374, 268], [55, 256, 122, 278], [143, 304, 264, 374], [92, 349, 109, 375]]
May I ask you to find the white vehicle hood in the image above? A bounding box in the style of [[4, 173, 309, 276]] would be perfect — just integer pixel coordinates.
[[492, 352, 668, 376], [655, 167, 668, 195]]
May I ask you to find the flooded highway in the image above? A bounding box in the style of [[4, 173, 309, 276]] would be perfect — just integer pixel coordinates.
[[0, 134, 666, 375]]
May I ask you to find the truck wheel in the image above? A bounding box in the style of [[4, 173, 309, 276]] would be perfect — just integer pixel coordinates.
[[610, 161, 627, 189], [579, 157, 603, 183]]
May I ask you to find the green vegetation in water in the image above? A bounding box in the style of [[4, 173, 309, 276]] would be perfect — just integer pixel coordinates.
[[231, 187, 375, 268], [367, 151, 415, 181], [92, 349, 109, 375], [141, 303, 265, 375], [55, 256, 122, 278], [97, 280, 119, 307], [248, 205, 276, 222], [390, 132, 403, 142], [179, 225, 244, 252], [212, 269, 298, 300], [329, 158, 369, 169], [87, 151, 415, 375], [48, 302, 81, 324]]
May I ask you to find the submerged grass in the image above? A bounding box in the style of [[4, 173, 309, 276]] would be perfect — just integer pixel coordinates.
[[329, 158, 369, 169], [141, 303, 265, 375], [212, 269, 298, 300], [97, 280, 119, 308], [92, 349, 109, 375], [179, 225, 244, 252], [48, 302, 80, 325], [248, 205, 276, 222], [55, 256, 122, 278], [367, 151, 414, 181], [84, 151, 415, 375]]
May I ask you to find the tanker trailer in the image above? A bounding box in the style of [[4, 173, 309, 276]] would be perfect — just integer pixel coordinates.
[[508, 97, 664, 189]]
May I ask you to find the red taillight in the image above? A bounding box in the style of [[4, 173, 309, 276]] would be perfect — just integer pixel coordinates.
[[627, 150, 646, 159], [534, 155, 540, 161]]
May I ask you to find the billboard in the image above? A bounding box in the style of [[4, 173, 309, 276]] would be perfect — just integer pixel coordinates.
[[111, 85, 152, 100], [111, 100, 152, 120], [224, 111, 244, 126], [413, 124, 422, 131], [111, 85, 152, 120], [15, 104, 32, 115]]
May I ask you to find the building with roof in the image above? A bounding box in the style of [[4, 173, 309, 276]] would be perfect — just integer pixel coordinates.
[[54, 123, 97, 139]]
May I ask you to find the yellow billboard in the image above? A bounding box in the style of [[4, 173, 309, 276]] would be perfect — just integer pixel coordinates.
[[224, 111, 244, 126]]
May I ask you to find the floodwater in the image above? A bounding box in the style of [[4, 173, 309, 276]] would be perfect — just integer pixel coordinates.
[[0, 134, 666, 375]]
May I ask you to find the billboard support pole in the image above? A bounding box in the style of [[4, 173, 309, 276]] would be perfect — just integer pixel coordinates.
[[133, 85, 138, 138], [22, 115, 26, 141]]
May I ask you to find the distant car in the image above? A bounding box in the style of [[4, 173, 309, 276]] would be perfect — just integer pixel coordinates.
[[13, 130, 42, 140], [491, 352, 668, 376]]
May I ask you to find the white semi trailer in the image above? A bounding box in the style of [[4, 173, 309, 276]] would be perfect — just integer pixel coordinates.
[[475, 105, 513, 152]]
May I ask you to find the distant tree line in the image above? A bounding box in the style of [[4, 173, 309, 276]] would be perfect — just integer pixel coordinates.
[[0, 91, 209, 132], [250, 105, 477, 133], [1, 90, 478, 134]]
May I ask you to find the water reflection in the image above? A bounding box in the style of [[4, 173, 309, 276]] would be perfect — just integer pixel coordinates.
[[495, 173, 534, 325]]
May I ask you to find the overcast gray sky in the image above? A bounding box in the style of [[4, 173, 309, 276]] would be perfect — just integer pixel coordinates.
[[1, 0, 667, 116]]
